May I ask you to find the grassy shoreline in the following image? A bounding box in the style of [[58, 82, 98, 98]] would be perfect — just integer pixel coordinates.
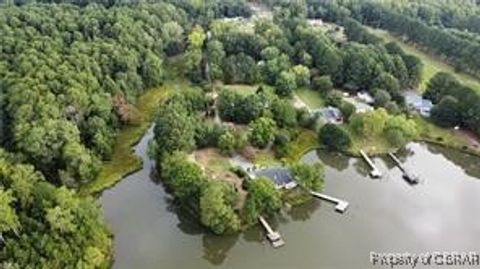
[[80, 81, 187, 196]]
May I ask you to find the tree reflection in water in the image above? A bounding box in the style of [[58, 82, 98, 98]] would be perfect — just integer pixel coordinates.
[[202, 233, 239, 265]]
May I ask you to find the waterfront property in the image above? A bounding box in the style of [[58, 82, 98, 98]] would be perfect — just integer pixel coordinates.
[[251, 167, 298, 190]]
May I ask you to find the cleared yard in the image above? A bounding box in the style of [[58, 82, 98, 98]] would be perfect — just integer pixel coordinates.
[[294, 87, 325, 109]]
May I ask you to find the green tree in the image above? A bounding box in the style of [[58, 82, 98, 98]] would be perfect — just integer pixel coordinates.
[[271, 98, 298, 128], [244, 177, 281, 224], [373, 73, 400, 97], [188, 25, 206, 49], [0, 189, 20, 240], [312, 75, 333, 92], [200, 182, 240, 235], [291, 65, 311, 87], [218, 131, 236, 156], [291, 162, 324, 191], [325, 90, 344, 107], [206, 40, 226, 80], [384, 115, 418, 147], [431, 95, 462, 127], [340, 101, 356, 121], [275, 71, 297, 97], [153, 103, 196, 158], [349, 109, 389, 137], [373, 89, 392, 107], [160, 152, 206, 205], [248, 117, 277, 148], [141, 51, 164, 88], [318, 123, 352, 151], [424, 72, 460, 103]]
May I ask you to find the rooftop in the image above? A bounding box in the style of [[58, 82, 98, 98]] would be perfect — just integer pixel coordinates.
[[403, 90, 433, 116], [312, 106, 343, 124], [253, 167, 294, 186]]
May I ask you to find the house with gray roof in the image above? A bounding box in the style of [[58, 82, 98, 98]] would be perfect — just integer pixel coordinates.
[[252, 167, 298, 190]]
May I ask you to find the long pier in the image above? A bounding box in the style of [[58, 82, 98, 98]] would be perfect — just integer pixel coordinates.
[[387, 152, 419, 184], [310, 191, 349, 213], [359, 150, 382, 178], [258, 216, 285, 248]]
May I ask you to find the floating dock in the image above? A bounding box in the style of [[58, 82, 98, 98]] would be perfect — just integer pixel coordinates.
[[387, 152, 419, 184], [310, 191, 349, 213], [359, 150, 382, 178], [258, 216, 285, 248]]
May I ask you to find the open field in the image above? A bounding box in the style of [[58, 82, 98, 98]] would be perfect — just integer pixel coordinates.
[[369, 27, 480, 93]]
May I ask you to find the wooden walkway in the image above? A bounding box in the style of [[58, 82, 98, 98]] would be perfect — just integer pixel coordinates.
[[387, 152, 419, 184], [258, 216, 285, 248], [310, 191, 349, 213], [359, 150, 382, 178]]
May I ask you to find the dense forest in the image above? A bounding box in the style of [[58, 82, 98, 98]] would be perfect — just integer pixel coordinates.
[[0, 0, 253, 267], [310, 0, 480, 77], [1, 0, 479, 267]]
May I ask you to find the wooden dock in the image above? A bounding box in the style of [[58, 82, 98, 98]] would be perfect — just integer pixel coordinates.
[[310, 191, 349, 213], [359, 150, 382, 178], [387, 152, 419, 184], [258, 216, 285, 248]]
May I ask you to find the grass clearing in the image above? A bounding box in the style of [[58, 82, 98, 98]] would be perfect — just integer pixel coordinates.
[[222, 84, 259, 96], [348, 132, 392, 156], [284, 129, 319, 164], [294, 88, 325, 109], [414, 117, 480, 155], [253, 150, 281, 167], [344, 117, 480, 156], [80, 79, 192, 195], [368, 27, 480, 93]]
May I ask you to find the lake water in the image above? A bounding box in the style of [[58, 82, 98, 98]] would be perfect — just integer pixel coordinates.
[[100, 127, 480, 269]]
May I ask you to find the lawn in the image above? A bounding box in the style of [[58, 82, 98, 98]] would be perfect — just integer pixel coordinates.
[[294, 87, 325, 109], [222, 84, 259, 96], [348, 132, 393, 156], [414, 117, 480, 155], [80, 79, 192, 195], [344, 116, 480, 157], [368, 27, 480, 93]]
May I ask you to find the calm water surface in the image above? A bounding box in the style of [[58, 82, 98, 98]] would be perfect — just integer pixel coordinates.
[[100, 127, 480, 269]]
